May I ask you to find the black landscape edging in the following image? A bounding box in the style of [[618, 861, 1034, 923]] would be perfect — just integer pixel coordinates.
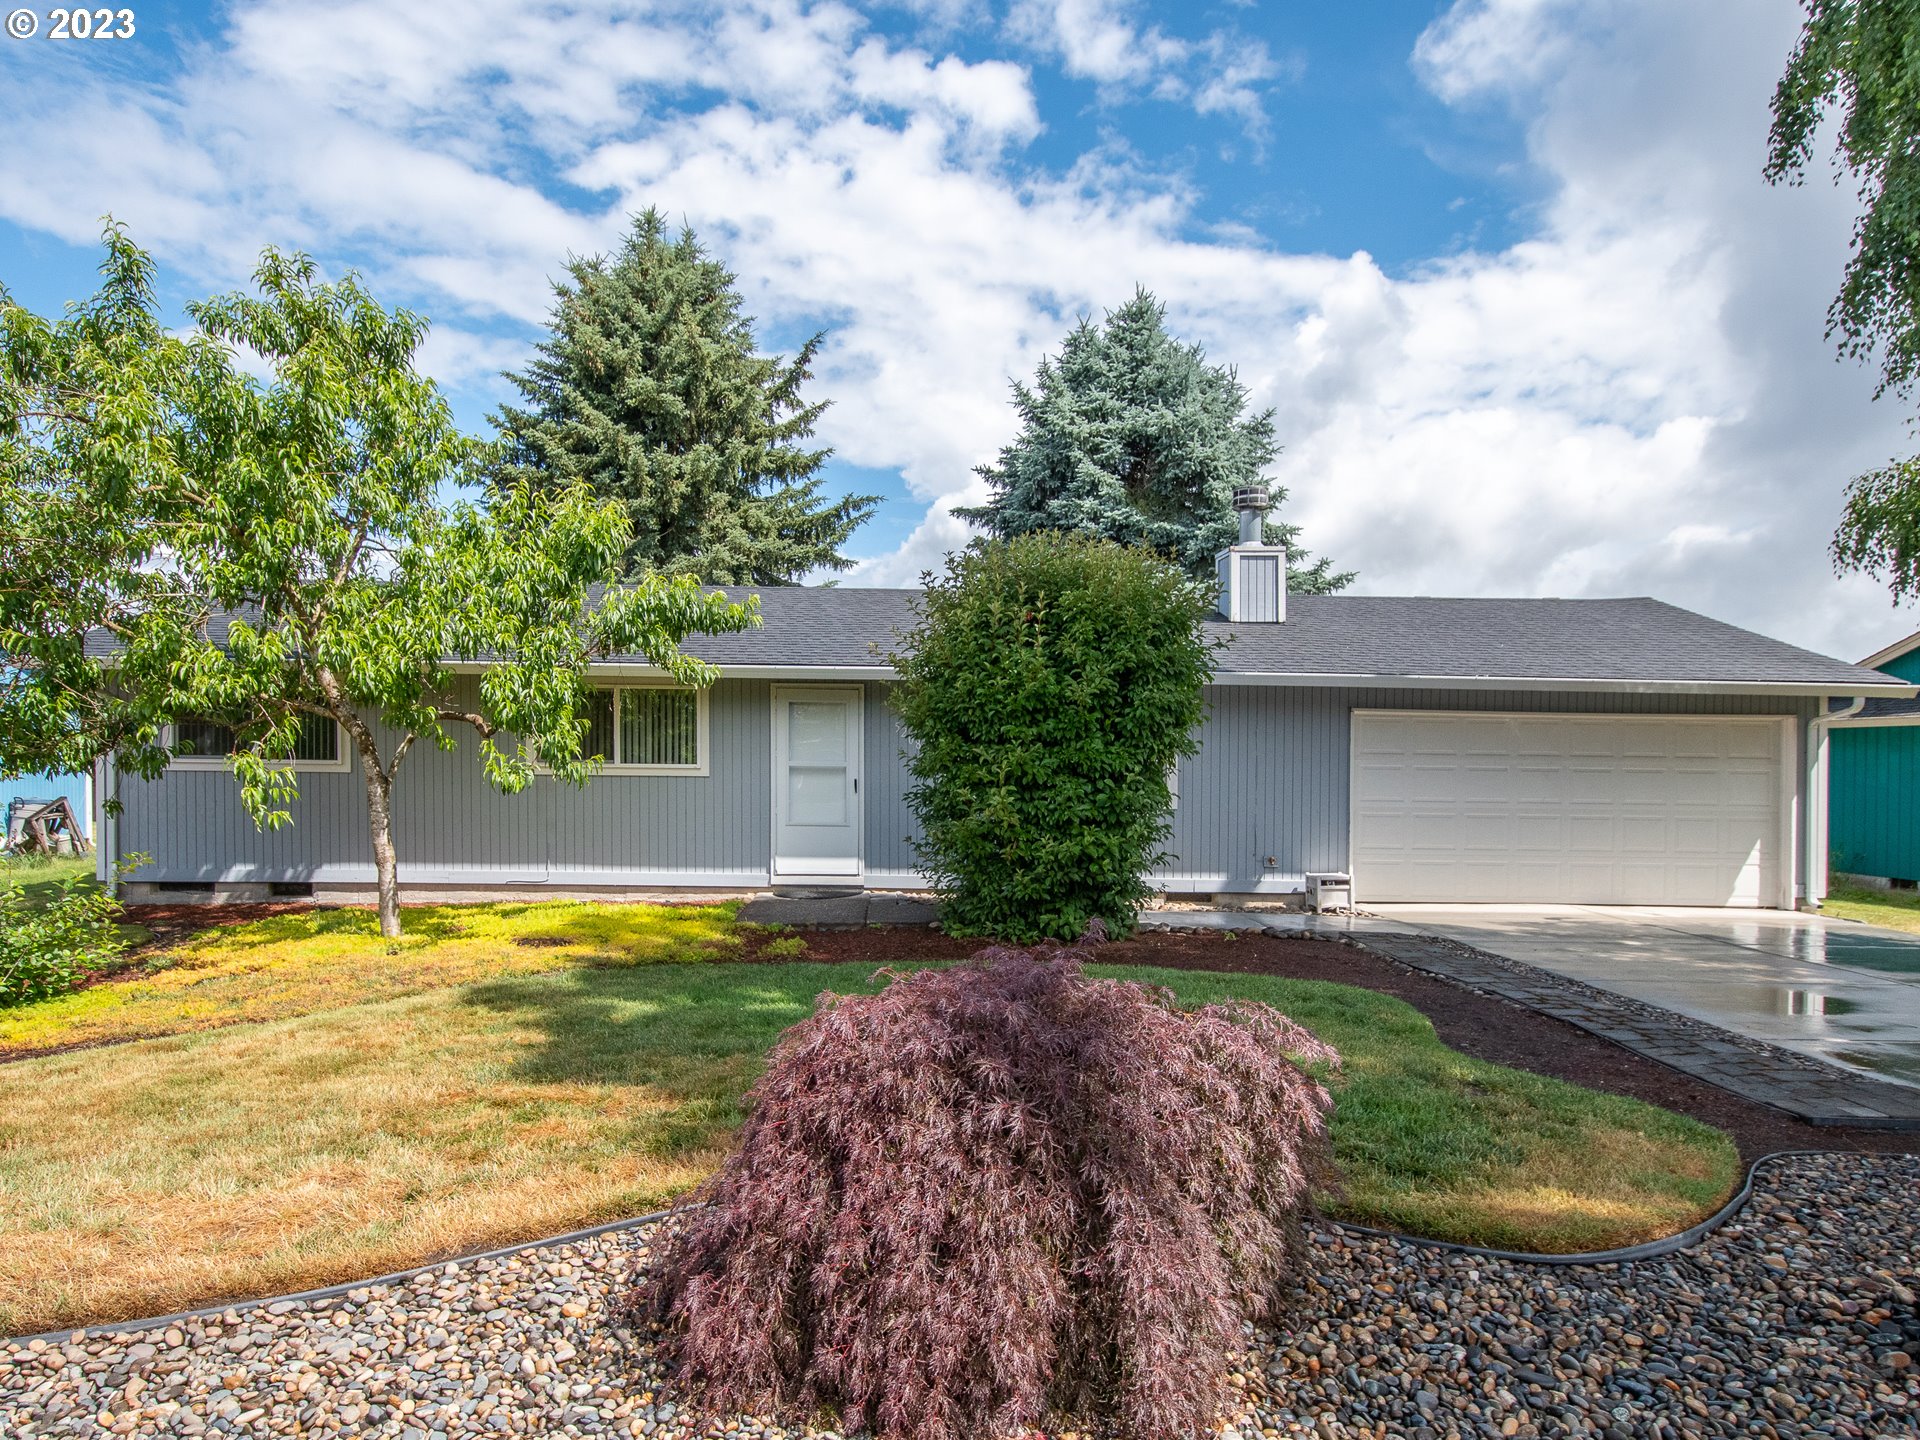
[[5, 1208, 674, 1347], [1324, 1148, 1823, 1266], [10, 1150, 1844, 1346]]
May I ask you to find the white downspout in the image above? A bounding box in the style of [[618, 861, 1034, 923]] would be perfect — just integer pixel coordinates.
[[96, 756, 119, 892], [87, 760, 102, 882], [1805, 695, 1867, 908]]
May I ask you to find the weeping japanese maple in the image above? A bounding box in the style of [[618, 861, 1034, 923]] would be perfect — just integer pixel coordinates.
[[629, 938, 1340, 1440]]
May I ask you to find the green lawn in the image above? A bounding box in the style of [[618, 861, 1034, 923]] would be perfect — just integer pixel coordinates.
[[0, 853, 98, 903], [0, 907, 1738, 1336], [1822, 882, 1920, 935], [1, 852, 152, 948]]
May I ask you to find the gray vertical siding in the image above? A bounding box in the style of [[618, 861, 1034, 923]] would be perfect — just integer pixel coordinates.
[[117, 678, 780, 887], [862, 682, 921, 878], [112, 673, 1817, 897]]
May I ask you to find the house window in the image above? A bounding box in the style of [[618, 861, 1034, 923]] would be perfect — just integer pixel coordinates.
[[581, 685, 707, 774], [169, 714, 345, 770], [173, 718, 237, 758]]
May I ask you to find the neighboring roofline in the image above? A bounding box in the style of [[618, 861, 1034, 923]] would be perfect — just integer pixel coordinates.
[[1828, 713, 1920, 728], [442, 660, 1918, 697], [1861, 627, 1920, 670]]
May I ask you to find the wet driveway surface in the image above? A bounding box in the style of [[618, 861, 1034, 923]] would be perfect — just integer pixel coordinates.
[[1366, 905, 1920, 1090]]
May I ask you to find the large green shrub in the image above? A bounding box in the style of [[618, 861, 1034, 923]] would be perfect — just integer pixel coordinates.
[[0, 859, 141, 1007], [891, 533, 1216, 940]]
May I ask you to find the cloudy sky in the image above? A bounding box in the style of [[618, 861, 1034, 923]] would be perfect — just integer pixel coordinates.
[[3, 0, 1914, 660]]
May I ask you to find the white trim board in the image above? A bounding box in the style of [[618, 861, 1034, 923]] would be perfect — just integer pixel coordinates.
[[1861, 628, 1920, 670], [147, 864, 776, 889]]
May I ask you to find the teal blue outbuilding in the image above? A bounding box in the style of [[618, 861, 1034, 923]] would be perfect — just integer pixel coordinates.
[[1830, 631, 1920, 884]]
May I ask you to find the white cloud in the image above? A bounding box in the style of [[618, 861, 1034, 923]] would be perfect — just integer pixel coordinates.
[[1, 0, 1914, 659], [1007, 0, 1182, 85], [1004, 0, 1286, 134]]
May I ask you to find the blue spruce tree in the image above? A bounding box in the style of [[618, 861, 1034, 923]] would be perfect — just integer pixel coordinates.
[[958, 290, 1350, 592]]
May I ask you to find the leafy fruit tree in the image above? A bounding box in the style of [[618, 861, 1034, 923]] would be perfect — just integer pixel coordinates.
[[492, 208, 879, 584], [890, 532, 1217, 941], [0, 227, 756, 938], [1768, 0, 1920, 596], [957, 289, 1351, 592]]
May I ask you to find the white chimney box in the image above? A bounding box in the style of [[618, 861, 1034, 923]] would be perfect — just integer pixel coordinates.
[[1217, 485, 1286, 623]]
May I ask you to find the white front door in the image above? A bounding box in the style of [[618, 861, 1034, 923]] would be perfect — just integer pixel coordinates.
[[772, 686, 864, 879]]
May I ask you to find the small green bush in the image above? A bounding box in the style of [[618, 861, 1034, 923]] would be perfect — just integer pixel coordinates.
[[0, 858, 141, 1007], [891, 533, 1216, 941]]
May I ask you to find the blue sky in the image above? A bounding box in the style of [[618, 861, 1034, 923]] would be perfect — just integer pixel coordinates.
[[1, 0, 1913, 665]]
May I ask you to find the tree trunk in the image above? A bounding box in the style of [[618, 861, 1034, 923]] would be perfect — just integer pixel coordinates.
[[361, 762, 402, 939]]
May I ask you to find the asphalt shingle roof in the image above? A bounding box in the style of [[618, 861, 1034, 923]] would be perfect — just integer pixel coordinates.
[[651, 588, 1908, 690], [1855, 696, 1920, 720], [83, 587, 1910, 691]]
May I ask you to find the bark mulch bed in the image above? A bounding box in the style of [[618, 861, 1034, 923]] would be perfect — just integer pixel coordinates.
[[738, 922, 1920, 1163], [122, 901, 316, 954]]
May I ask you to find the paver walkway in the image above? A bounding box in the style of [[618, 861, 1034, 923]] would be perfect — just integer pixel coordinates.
[[1342, 927, 1920, 1131], [729, 894, 1920, 1128], [1131, 910, 1920, 1129], [736, 892, 941, 927], [1370, 903, 1920, 1089]]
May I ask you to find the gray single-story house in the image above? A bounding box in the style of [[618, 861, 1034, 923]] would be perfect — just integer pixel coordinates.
[[94, 531, 1915, 910]]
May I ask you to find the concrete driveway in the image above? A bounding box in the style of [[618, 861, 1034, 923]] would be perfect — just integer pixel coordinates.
[[1365, 904, 1920, 1090]]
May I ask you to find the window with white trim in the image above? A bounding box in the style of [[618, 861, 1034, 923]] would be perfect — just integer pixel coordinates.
[[168, 714, 347, 771], [582, 685, 707, 774]]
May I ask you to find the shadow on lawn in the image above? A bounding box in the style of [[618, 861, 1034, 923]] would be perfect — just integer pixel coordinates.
[[458, 960, 885, 1086], [458, 962, 893, 1162]]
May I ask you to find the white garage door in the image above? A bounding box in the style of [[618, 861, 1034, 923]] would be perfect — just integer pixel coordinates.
[[1351, 712, 1791, 906]]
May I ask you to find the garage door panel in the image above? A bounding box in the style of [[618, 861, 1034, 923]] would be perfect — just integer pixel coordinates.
[[1352, 713, 1785, 906]]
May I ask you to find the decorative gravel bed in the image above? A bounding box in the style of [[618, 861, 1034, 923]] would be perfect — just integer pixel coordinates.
[[3, 1152, 1915, 1440]]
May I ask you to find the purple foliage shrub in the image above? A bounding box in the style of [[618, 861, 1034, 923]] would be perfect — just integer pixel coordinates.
[[630, 940, 1340, 1440]]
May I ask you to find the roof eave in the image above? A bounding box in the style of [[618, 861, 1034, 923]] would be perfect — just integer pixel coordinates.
[[1208, 672, 1919, 697], [446, 659, 1916, 696]]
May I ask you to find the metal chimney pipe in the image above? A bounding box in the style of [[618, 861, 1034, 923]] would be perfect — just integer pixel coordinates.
[[1232, 484, 1269, 546]]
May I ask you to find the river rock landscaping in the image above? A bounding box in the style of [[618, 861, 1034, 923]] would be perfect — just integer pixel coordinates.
[[2, 1151, 1914, 1440]]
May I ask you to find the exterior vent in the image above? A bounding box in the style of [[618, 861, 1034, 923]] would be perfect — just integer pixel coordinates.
[[1232, 484, 1270, 545]]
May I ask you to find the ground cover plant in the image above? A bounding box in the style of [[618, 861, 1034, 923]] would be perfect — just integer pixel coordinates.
[[636, 941, 1339, 1440], [0, 898, 737, 1057], [892, 532, 1215, 941], [0, 919, 1737, 1337]]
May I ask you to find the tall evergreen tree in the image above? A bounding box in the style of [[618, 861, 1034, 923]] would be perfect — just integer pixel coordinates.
[[957, 290, 1351, 592], [493, 209, 878, 583]]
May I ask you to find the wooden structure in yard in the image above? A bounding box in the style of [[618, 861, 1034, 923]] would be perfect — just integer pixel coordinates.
[[4, 796, 92, 857]]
